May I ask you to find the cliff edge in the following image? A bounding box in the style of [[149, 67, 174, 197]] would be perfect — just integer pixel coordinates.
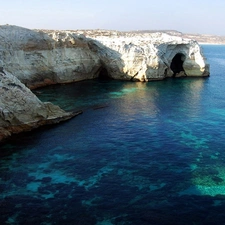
[[0, 25, 209, 88], [0, 25, 209, 141]]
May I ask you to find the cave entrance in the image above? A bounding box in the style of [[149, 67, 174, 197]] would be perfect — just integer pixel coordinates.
[[98, 67, 112, 80], [170, 53, 186, 77]]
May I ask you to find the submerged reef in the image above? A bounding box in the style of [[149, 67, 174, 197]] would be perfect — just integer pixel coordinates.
[[0, 25, 209, 141]]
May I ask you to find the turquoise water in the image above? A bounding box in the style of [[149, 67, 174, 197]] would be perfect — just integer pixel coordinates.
[[1, 45, 225, 224]]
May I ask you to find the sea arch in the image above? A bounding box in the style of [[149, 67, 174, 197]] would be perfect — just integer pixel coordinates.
[[170, 53, 186, 77], [98, 66, 112, 80]]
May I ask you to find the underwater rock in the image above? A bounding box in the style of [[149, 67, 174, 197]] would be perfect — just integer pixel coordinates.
[[92, 104, 109, 110]]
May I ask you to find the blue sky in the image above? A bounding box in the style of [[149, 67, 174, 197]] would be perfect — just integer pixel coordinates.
[[0, 0, 225, 35]]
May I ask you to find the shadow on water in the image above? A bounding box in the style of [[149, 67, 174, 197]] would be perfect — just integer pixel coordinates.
[[2, 45, 225, 224]]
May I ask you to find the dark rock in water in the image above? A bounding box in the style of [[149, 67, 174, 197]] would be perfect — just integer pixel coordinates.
[[77, 216, 97, 225], [41, 176, 52, 183], [212, 176, 223, 183], [27, 176, 37, 182], [93, 104, 109, 110]]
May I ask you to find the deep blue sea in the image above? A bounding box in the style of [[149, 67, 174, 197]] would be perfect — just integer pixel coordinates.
[[1, 45, 225, 225]]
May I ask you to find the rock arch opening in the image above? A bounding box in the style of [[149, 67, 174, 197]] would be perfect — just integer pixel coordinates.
[[98, 67, 112, 80], [170, 53, 186, 77]]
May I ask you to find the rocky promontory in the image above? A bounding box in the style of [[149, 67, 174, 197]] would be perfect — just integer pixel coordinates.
[[0, 25, 210, 141], [0, 69, 81, 141]]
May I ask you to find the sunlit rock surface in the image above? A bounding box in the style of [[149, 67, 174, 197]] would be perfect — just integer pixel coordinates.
[[0, 25, 100, 89], [0, 25, 209, 87], [0, 70, 79, 141], [85, 30, 209, 81]]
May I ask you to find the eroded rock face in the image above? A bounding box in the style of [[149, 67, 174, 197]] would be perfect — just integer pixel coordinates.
[[0, 25, 101, 89], [0, 70, 79, 141], [84, 31, 209, 81], [0, 25, 209, 88], [0, 25, 209, 141]]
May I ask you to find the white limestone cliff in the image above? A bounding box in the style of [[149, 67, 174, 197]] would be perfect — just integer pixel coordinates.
[[84, 30, 209, 81], [0, 25, 209, 141], [0, 25, 209, 88], [0, 25, 101, 89]]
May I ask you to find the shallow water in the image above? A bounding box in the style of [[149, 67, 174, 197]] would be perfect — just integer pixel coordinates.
[[1, 45, 225, 224]]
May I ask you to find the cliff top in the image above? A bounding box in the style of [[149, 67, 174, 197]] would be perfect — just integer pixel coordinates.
[[1, 24, 223, 44], [37, 28, 225, 45]]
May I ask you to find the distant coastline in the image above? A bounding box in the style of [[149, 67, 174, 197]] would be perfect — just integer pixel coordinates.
[[131, 30, 225, 45], [36, 28, 225, 45], [199, 42, 225, 45]]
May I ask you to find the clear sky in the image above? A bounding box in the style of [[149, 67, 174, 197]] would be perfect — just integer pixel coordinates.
[[0, 0, 225, 35]]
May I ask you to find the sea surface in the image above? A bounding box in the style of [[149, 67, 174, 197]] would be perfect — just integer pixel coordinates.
[[1, 45, 225, 225]]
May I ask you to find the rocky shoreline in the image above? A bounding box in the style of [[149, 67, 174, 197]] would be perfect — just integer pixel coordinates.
[[0, 25, 210, 141]]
